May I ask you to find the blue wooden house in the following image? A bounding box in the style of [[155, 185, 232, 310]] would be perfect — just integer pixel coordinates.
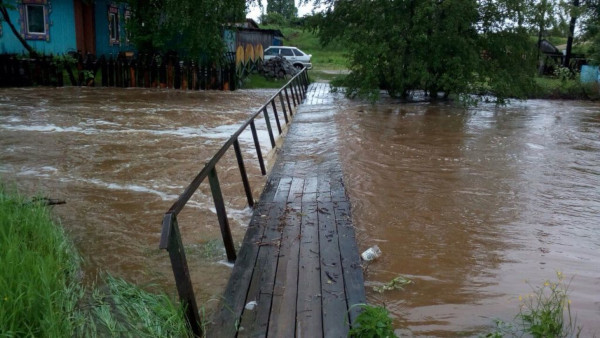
[[0, 0, 134, 57]]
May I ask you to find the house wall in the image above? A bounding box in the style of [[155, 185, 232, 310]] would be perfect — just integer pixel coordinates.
[[94, 0, 134, 57], [0, 0, 77, 55], [236, 30, 281, 51]]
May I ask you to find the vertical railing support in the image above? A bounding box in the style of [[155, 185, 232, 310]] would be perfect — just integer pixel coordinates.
[[284, 87, 294, 115], [291, 84, 298, 106], [296, 76, 304, 99], [208, 168, 237, 262], [292, 80, 300, 105], [250, 120, 266, 175], [278, 92, 289, 124], [271, 100, 282, 134], [159, 213, 202, 337], [302, 72, 309, 95], [233, 139, 254, 207], [263, 107, 276, 148]]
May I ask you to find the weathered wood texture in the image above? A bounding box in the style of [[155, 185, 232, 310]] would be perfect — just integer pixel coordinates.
[[208, 83, 365, 337]]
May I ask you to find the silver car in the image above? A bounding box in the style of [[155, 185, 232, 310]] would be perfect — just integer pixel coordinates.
[[264, 46, 312, 70]]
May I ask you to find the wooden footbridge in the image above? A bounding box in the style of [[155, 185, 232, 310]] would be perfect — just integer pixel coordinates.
[[159, 70, 365, 337]]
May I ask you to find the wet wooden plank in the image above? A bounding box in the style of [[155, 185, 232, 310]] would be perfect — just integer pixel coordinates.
[[274, 177, 293, 203], [267, 189, 303, 337], [333, 200, 365, 325], [318, 201, 350, 337], [317, 175, 332, 203], [237, 201, 284, 337], [296, 202, 322, 337], [206, 178, 280, 337]]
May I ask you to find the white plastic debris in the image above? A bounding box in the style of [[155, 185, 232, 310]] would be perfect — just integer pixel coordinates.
[[361, 245, 382, 261], [245, 301, 258, 310]]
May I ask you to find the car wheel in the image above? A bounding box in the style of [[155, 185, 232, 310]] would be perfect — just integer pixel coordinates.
[[294, 64, 303, 70]]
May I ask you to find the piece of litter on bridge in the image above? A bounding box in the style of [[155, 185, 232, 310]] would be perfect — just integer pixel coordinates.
[[361, 245, 382, 261], [245, 301, 258, 310], [218, 260, 234, 268]]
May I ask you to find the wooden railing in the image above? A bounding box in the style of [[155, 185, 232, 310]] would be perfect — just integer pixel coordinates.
[[159, 68, 310, 336], [0, 52, 236, 90]]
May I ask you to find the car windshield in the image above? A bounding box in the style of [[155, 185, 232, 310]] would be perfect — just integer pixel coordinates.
[[293, 49, 304, 56]]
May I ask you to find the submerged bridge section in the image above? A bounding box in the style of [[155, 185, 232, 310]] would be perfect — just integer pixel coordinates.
[[208, 83, 366, 337]]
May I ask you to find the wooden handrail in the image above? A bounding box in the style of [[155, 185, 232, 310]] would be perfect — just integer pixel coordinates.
[[159, 68, 310, 337]]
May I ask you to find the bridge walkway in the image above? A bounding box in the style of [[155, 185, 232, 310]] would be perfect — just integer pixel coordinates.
[[207, 82, 366, 337]]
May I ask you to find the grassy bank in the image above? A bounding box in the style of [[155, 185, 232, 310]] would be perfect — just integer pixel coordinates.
[[531, 77, 600, 100], [0, 186, 190, 337]]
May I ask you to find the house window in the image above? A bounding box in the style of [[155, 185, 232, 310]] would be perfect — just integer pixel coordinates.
[[20, 0, 50, 41], [124, 8, 131, 44], [108, 4, 119, 44]]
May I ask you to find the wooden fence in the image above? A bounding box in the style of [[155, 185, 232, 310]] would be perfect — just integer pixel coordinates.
[[0, 52, 237, 90]]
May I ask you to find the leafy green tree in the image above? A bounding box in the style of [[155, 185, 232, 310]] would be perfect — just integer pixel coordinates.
[[573, 0, 600, 64], [126, 0, 245, 60], [267, 0, 297, 19], [314, 0, 537, 102]]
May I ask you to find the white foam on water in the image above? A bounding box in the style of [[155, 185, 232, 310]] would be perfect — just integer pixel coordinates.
[[14, 165, 58, 177], [77, 178, 181, 201], [1, 124, 88, 133]]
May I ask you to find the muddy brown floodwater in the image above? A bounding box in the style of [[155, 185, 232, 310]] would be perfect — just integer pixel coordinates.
[[335, 99, 600, 336], [2, 86, 599, 336], [0, 86, 280, 306]]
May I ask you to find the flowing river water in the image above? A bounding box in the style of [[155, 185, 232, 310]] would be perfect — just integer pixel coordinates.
[[335, 98, 600, 336], [1, 87, 599, 335]]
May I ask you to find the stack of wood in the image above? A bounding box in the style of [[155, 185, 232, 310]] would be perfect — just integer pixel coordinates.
[[261, 56, 298, 79]]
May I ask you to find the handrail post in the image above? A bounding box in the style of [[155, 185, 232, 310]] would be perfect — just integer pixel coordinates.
[[208, 168, 237, 262], [297, 75, 304, 99], [284, 87, 294, 115], [271, 100, 282, 134], [289, 83, 298, 106], [233, 139, 254, 207], [160, 213, 202, 337], [304, 70, 310, 90], [250, 120, 266, 175], [278, 92, 289, 124], [292, 80, 300, 105], [302, 71, 309, 95], [298, 77, 306, 99], [263, 107, 276, 148]]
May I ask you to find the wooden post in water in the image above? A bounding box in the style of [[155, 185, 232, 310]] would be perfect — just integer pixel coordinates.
[[159, 213, 202, 337], [208, 168, 237, 262], [233, 139, 254, 207], [284, 87, 293, 115], [278, 92, 289, 123], [250, 120, 266, 175], [263, 107, 276, 148], [271, 100, 282, 134]]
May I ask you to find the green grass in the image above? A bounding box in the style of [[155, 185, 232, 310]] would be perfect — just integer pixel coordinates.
[[74, 275, 191, 337], [532, 76, 600, 100], [349, 304, 397, 338], [241, 73, 288, 89], [0, 187, 81, 337], [0, 185, 191, 337], [485, 272, 582, 338]]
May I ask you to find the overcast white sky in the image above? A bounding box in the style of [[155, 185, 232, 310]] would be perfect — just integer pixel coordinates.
[[246, 1, 320, 22]]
